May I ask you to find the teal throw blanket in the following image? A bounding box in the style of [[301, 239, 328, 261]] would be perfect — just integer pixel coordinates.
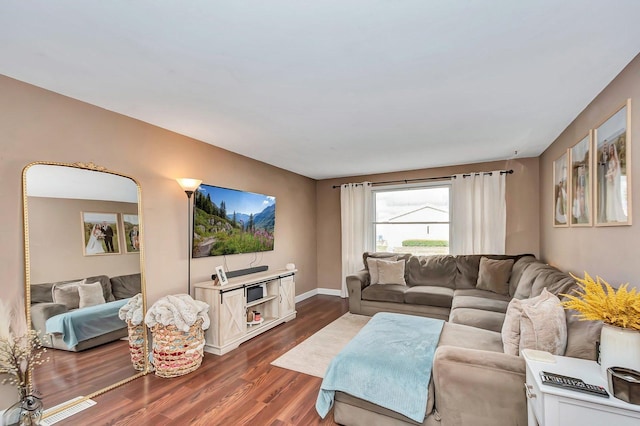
[[316, 312, 444, 423], [46, 299, 129, 348]]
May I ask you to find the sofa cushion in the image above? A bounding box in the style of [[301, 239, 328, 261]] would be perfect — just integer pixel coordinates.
[[438, 322, 504, 353], [376, 259, 407, 285], [530, 272, 574, 298], [449, 308, 506, 333], [453, 288, 512, 301], [366, 256, 397, 284], [476, 257, 514, 295], [404, 286, 454, 308], [362, 284, 407, 303], [451, 295, 510, 313], [407, 255, 456, 288], [512, 262, 549, 299], [560, 284, 603, 360], [31, 283, 55, 304], [110, 274, 142, 300], [78, 281, 107, 308], [508, 255, 537, 296]]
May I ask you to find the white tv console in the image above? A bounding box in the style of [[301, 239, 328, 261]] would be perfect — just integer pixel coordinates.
[[194, 269, 296, 355]]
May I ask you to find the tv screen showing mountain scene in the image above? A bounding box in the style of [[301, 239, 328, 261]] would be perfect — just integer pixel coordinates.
[[192, 184, 276, 257]]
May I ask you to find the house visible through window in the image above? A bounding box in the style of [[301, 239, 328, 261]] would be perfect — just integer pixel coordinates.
[[371, 183, 451, 256]]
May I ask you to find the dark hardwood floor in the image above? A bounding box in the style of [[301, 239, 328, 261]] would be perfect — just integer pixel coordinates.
[[54, 295, 348, 425]]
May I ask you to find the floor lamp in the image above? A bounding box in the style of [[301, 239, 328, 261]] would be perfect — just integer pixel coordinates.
[[176, 178, 202, 296]]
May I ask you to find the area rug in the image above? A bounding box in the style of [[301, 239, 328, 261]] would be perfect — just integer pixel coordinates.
[[270, 312, 370, 378]]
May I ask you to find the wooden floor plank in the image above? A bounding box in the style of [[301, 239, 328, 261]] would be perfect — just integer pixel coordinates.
[[47, 295, 347, 425]]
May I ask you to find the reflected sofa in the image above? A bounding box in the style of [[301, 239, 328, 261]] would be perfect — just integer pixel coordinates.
[[30, 273, 141, 352], [338, 252, 602, 426]]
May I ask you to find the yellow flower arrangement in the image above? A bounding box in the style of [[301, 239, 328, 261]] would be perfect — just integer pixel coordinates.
[[561, 272, 640, 331]]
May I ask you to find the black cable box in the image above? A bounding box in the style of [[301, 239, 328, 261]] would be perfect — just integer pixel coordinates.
[[212, 265, 268, 281]]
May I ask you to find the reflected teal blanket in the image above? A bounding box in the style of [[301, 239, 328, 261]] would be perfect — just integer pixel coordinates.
[[316, 312, 444, 423], [46, 299, 129, 348]]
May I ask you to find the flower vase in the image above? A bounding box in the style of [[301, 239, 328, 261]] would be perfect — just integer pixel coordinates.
[[599, 323, 640, 377], [1, 395, 43, 426]]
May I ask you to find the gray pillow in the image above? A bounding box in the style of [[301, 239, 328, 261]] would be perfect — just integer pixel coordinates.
[[476, 257, 514, 295], [51, 280, 83, 310], [78, 281, 106, 308]]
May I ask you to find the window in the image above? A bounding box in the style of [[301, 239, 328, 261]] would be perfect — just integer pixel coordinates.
[[371, 183, 451, 256]]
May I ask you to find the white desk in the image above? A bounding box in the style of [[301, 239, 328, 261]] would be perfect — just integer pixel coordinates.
[[524, 352, 640, 426]]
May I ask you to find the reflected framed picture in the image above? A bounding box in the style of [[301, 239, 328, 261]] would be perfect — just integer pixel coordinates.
[[569, 132, 592, 227], [553, 151, 569, 227], [594, 99, 632, 226], [122, 214, 140, 253], [81, 212, 120, 256]]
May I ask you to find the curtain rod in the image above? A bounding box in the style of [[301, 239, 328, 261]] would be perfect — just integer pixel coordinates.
[[331, 169, 513, 189]]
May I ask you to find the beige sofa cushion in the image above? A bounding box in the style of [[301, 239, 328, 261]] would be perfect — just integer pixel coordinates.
[[512, 262, 549, 299], [438, 322, 504, 352], [476, 257, 514, 295], [404, 286, 454, 308], [454, 288, 512, 301], [451, 295, 510, 314], [449, 308, 506, 333], [363, 252, 411, 282]]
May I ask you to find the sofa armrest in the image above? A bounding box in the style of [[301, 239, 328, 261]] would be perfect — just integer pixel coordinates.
[[432, 346, 527, 426], [346, 270, 370, 314], [31, 303, 68, 335]]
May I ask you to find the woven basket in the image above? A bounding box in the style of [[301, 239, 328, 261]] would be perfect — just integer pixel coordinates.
[[151, 318, 205, 378], [127, 320, 146, 371]]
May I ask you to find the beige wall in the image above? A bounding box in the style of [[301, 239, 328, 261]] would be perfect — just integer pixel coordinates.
[[540, 54, 640, 285], [27, 197, 140, 283], [0, 75, 318, 400], [316, 157, 540, 290]]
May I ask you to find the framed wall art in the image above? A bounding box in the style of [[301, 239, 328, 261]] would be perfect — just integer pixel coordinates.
[[553, 151, 569, 227], [122, 214, 140, 253], [569, 132, 592, 226], [594, 99, 632, 226], [82, 211, 120, 255]]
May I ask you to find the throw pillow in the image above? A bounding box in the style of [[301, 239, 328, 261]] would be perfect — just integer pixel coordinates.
[[519, 289, 567, 356], [476, 257, 514, 295], [78, 281, 107, 308], [501, 297, 524, 356], [367, 256, 398, 285], [501, 288, 567, 356], [51, 281, 83, 310], [376, 259, 407, 285]]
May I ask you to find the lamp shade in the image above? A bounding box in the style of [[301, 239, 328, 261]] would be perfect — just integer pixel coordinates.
[[176, 178, 202, 193]]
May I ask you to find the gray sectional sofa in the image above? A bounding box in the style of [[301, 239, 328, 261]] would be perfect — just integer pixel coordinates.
[[338, 252, 602, 426], [30, 273, 141, 351]]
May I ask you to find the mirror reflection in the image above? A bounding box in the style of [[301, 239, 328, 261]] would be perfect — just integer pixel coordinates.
[[24, 163, 146, 410]]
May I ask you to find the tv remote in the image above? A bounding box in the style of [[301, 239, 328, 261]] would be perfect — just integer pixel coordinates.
[[540, 371, 609, 398]]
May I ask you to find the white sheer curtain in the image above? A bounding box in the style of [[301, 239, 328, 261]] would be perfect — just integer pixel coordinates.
[[451, 171, 506, 254], [340, 182, 372, 298]]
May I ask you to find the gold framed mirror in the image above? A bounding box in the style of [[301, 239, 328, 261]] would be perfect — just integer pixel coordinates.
[[22, 161, 148, 419]]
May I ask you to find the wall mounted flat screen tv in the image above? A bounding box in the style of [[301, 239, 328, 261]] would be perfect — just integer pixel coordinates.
[[192, 184, 275, 257]]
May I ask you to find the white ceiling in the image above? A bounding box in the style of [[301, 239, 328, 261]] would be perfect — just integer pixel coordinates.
[[2, 1, 640, 179]]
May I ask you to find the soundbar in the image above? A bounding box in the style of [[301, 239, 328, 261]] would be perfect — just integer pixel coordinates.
[[212, 265, 268, 281]]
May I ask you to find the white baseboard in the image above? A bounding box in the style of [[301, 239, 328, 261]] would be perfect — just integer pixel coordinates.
[[295, 288, 342, 303]]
